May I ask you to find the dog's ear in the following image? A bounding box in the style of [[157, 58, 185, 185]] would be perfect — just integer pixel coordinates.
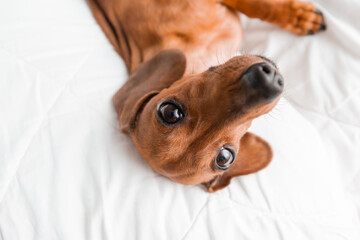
[[87, 0, 132, 71], [205, 132, 273, 192], [113, 49, 186, 134]]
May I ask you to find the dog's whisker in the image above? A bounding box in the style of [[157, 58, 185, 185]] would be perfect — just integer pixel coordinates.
[[281, 89, 293, 99], [215, 50, 221, 65], [199, 55, 209, 69]]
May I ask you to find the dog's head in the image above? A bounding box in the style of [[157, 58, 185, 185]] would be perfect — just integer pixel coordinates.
[[114, 49, 283, 192]]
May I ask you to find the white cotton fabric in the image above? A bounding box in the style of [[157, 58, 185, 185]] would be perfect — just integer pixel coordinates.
[[0, 0, 359, 239]]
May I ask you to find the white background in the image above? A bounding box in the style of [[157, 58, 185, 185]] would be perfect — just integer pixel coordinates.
[[0, 0, 359, 239]]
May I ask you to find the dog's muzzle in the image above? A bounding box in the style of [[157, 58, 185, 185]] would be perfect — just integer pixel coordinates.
[[241, 62, 284, 102]]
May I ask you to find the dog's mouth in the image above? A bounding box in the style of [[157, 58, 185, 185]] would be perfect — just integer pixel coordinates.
[[201, 175, 220, 189]]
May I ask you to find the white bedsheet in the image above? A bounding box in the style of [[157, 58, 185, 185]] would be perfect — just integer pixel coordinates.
[[0, 0, 359, 239]]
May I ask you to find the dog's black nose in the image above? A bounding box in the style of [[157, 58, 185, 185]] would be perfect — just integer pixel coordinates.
[[241, 62, 284, 102]]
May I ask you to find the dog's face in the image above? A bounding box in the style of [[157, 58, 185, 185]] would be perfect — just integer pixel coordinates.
[[114, 50, 283, 192]]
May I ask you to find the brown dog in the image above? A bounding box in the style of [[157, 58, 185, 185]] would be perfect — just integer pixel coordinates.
[[87, 0, 325, 192]]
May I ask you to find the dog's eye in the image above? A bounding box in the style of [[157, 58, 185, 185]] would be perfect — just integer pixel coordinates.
[[214, 147, 235, 171], [158, 102, 184, 125]]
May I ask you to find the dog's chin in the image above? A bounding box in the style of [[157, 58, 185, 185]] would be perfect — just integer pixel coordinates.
[[168, 172, 216, 186]]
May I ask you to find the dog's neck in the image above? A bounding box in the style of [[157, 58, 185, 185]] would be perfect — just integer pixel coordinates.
[[128, 25, 243, 75], [90, 0, 242, 75], [111, 1, 243, 76]]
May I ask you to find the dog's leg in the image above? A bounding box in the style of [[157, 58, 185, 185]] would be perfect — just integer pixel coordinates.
[[222, 0, 326, 35]]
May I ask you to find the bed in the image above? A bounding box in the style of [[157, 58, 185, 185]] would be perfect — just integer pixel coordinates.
[[1, 0, 359, 239]]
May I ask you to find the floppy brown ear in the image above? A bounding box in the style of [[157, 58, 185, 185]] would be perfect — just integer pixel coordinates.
[[113, 49, 186, 134], [87, 0, 135, 72], [205, 132, 273, 192]]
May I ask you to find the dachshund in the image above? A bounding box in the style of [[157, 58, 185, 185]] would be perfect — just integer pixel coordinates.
[[87, 0, 325, 192]]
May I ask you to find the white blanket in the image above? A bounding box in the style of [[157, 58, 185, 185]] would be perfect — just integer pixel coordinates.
[[0, 0, 359, 239]]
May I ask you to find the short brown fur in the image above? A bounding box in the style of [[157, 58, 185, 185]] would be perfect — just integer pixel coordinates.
[[87, 0, 325, 192]]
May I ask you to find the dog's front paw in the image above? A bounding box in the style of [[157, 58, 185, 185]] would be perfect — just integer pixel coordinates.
[[279, 1, 326, 35]]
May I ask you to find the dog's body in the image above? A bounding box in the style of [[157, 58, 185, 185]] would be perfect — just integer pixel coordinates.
[[89, 0, 243, 74], [88, 0, 325, 192], [88, 0, 324, 74]]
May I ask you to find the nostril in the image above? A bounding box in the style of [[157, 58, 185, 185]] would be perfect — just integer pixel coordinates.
[[262, 65, 271, 74], [240, 62, 284, 102]]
